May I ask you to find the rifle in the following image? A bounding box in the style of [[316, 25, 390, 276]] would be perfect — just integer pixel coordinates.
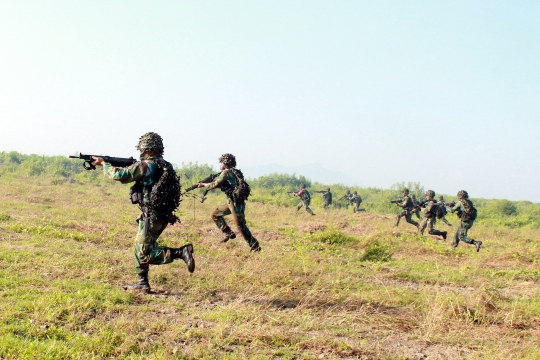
[[389, 199, 401, 204], [182, 173, 220, 203], [313, 190, 327, 194], [68, 153, 136, 170], [286, 191, 297, 197], [339, 194, 351, 201]]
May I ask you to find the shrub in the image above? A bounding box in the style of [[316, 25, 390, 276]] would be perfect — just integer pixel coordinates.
[[360, 240, 392, 262]]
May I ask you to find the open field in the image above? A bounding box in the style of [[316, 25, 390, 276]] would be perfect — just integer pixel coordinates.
[[1, 175, 540, 359]]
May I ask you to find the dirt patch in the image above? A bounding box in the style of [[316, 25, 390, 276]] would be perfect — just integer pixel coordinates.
[[298, 222, 327, 234]]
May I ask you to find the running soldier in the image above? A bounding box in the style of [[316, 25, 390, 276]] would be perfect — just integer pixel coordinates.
[[350, 191, 363, 213], [436, 195, 452, 226], [318, 188, 332, 209], [339, 189, 352, 209], [392, 188, 419, 229], [292, 183, 315, 215], [448, 190, 482, 252], [197, 153, 261, 251], [417, 190, 447, 240], [91, 132, 195, 293]]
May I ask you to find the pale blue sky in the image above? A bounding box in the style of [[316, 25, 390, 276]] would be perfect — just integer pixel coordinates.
[[1, 1, 539, 201]]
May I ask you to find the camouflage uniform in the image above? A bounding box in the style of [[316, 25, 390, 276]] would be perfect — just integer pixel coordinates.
[[394, 190, 419, 228], [417, 190, 447, 239], [104, 155, 193, 276], [436, 195, 452, 226], [203, 157, 260, 251], [350, 191, 363, 213], [294, 185, 315, 215], [99, 132, 194, 292], [449, 190, 482, 251], [322, 189, 332, 209], [341, 190, 352, 209]]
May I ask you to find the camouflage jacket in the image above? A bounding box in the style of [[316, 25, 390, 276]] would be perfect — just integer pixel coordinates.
[[103, 154, 164, 203], [323, 191, 332, 203], [296, 189, 311, 202], [397, 195, 414, 210], [350, 194, 362, 204], [203, 168, 237, 200], [420, 200, 438, 218]]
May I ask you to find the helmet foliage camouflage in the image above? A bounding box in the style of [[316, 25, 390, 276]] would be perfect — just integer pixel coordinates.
[[326, 187, 330, 191], [136, 132, 164, 154], [402, 188, 409, 195], [457, 190, 469, 199], [425, 190, 435, 197], [354, 191, 358, 194], [346, 189, 350, 193], [438, 195, 444, 200], [218, 153, 236, 168]]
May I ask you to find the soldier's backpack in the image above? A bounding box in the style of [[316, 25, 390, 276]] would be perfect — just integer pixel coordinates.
[[145, 159, 181, 225], [459, 199, 477, 221], [230, 168, 251, 204]]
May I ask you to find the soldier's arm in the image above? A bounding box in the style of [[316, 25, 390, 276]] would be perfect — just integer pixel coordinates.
[[202, 169, 228, 190], [102, 161, 147, 184], [449, 201, 461, 213]]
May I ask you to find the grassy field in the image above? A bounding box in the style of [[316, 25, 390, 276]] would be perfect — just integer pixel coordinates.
[[1, 174, 539, 359]]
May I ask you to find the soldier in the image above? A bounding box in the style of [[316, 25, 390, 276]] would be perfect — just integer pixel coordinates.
[[417, 190, 447, 240], [320, 187, 333, 209], [410, 194, 422, 219], [197, 153, 261, 251], [339, 189, 352, 209], [350, 191, 363, 213], [436, 195, 452, 226], [448, 190, 482, 252], [393, 188, 419, 229], [91, 132, 195, 293], [292, 183, 315, 215]]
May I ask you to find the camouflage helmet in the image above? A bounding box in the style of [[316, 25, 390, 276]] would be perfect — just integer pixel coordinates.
[[425, 190, 435, 197], [300, 183, 306, 189], [411, 194, 416, 199], [402, 188, 409, 195], [353, 191, 358, 195], [457, 190, 469, 199], [326, 187, 330, 191], [218, 153, 236, 168], [136, 132, 164, 154], [346, 189, 351, 193], [437, 195, 444, 200]]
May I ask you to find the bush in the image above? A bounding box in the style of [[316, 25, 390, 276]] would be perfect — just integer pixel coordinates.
[[305, 228, 356, 245], [360, 240, 392, 262]]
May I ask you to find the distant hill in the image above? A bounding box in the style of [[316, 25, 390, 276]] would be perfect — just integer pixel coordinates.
[[243, 163, 358, 186]]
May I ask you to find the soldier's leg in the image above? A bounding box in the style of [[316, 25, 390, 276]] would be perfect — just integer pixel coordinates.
[[459, 221, 482, 251], [212, 203, 236, 241], [233, 203, 260, 251], [395, 210, 404, 226], [441, 217, 452, 226], [418, 217, 427, 235], [427, 218, 446, 239], [296, 201, 304, 211], [405, 212, 419, 228], [304, 201, 315, 215]]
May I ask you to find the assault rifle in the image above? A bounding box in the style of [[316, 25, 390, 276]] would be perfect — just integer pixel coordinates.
[[287, 191, 297, 197], [68, 153, 136, 170], [339, 194, 351, 201], [413, 201, 455, 211], [313, 190, 327, 194], [389, 199, 401, 204], [182, 173, 220, 203]]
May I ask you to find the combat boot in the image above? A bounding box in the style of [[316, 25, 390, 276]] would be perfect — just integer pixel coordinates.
[[474, 240, 482, 252], [250, 242, 261, 252], [220, 231, 236, 243], [172, 244, 195, 273], [441, 231, 447, 240], [127, 274, 150, 292]]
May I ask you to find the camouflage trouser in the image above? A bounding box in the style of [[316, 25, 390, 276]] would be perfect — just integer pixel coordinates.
[[418, 216, 445, 236], [395, 210, 419, 228], [453, 220, 475, 247], [352, 202, 363, 213], [412, 208, 421, 219], [212, 202, 259, 248], [438, 216, 452, 226], [323, 200, 331, 209], [134, 219, 175, 275], [297, 200, 315, 215]]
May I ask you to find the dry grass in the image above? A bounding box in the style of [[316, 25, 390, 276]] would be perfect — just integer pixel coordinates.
[[0, 176, 539, 359]]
